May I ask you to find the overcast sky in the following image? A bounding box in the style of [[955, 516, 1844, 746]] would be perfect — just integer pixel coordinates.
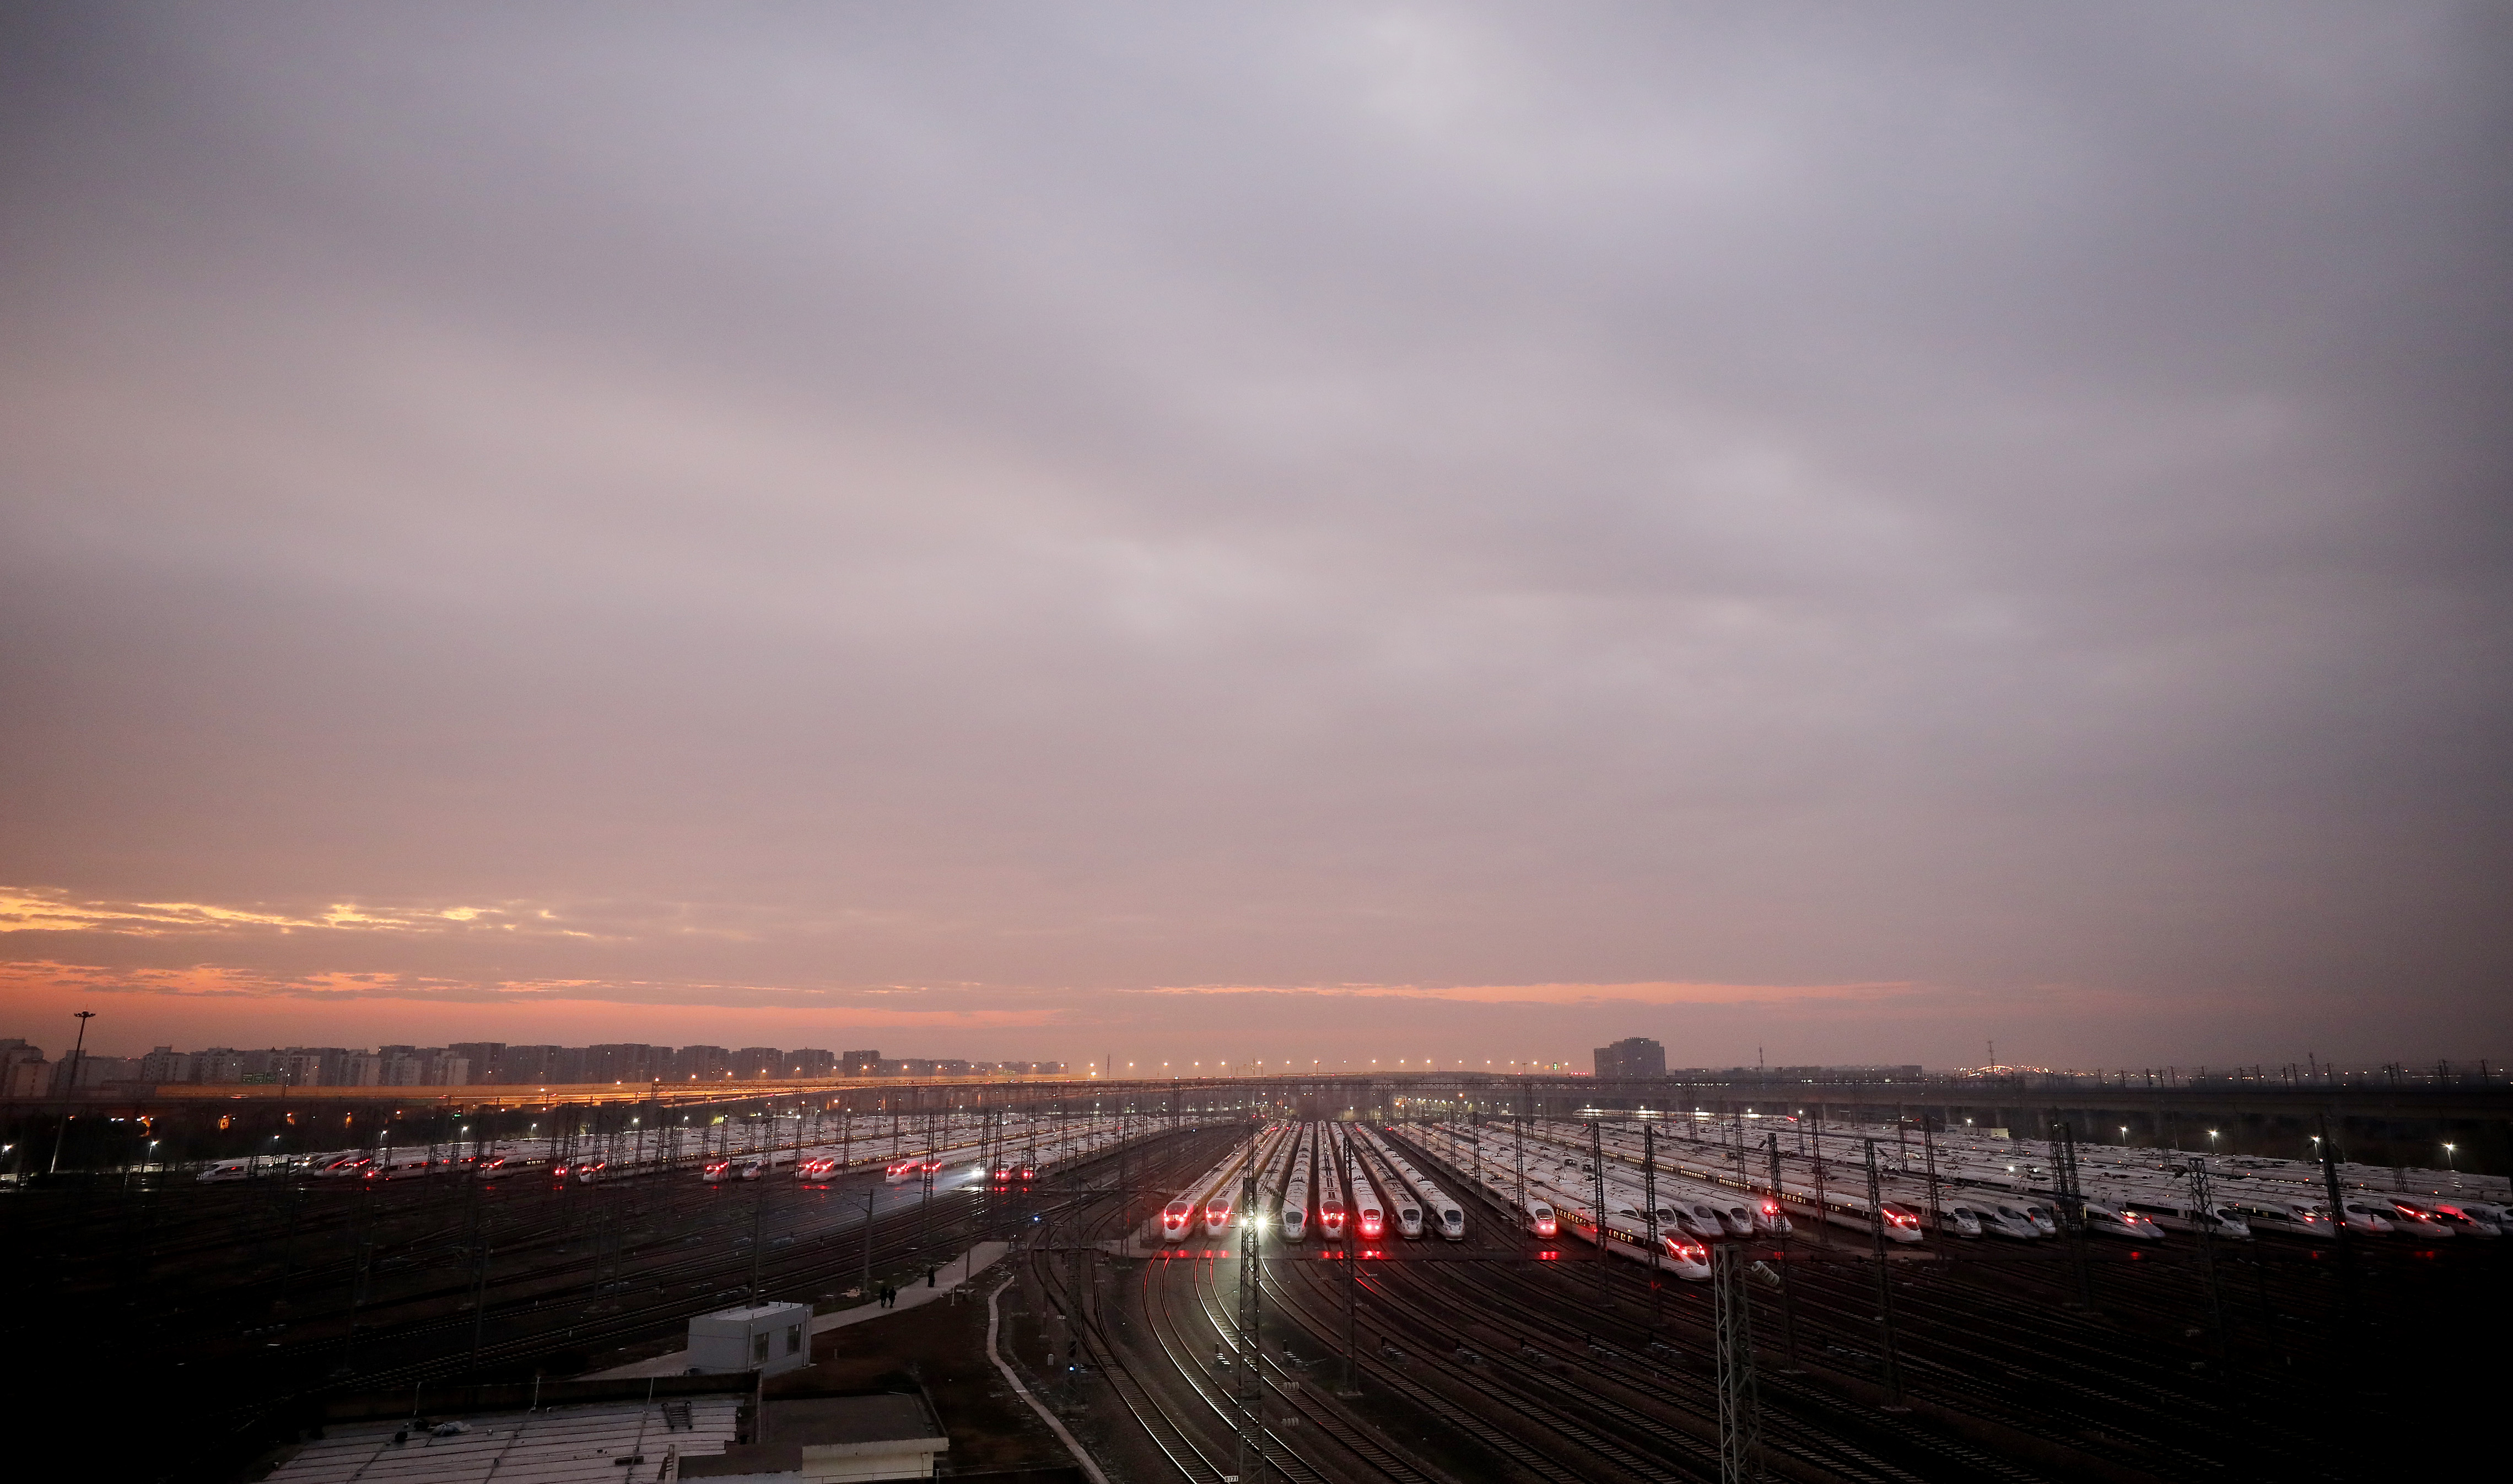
[[3, 3, 2507, 1069]]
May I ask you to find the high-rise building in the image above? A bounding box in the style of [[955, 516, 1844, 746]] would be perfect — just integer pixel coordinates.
[[1, 1040, 48, 1097], [448, 1042, 505, 1082], [280, 1050, 334, 1087], [788, 1049, 834, 1077], [195, 1049, 249, 1084], [585, 1044, 662, 1083], [500, 1046, 561, 1084], [840, 1049, 882, 1077], [139, 1046, 198, 1084], [1593, 1037, 1667, 1080], [673, 1045, 730, 1081], [734, 1048, 784, 1080]]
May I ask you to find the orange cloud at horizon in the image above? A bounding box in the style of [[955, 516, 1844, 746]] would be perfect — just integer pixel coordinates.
[[1139, 979, 1916, 1007], [0, 960, 1061, 1056]]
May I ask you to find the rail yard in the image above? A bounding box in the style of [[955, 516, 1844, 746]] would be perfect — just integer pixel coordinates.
[[4, 1075, 2504, 1483]]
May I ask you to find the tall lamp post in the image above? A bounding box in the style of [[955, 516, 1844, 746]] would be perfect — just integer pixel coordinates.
[[47, 1010, 96, 1175]]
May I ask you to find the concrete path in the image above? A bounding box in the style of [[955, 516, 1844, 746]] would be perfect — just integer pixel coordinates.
[[590, 1240, 1012, 1379]]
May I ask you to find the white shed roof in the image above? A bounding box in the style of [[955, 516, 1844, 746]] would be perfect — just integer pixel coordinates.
[[268, 1396, 741, 1484]]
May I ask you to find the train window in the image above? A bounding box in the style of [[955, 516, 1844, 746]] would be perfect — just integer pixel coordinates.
[[786, 1324, 802, 1355], [752, 1332, 769, 1363]]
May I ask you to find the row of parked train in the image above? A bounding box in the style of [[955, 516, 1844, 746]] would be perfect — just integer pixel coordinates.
[[1791, 1116, 2509, 1240], [1417, 1116, 2509, 1254], [1406, 1121, 1737, 1278], [194, 1111, 1164, 1188], [1158, 1121, 1470, 1248]]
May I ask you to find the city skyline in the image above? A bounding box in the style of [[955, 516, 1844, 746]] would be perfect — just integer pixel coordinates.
[[5, 7, 2508, 1071]]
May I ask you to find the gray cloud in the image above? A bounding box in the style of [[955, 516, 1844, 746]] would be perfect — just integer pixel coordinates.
[[2, 3, 2507, 1065]]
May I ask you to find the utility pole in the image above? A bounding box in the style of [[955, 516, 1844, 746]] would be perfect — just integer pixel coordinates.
[[919, 1158, 935, 1259], [337, 1179, 378, 1377], [749, 1163, 769, 1301], [1591, 1121, 1609, 1304], [1767, 1135, 1800, 1373], [1513, 1116, 1527, 1218], [1340, 1129, 1361, 1399], [2187, 1157, 2229, 1367], [1712, 1244, 1762, 1483], [2316, 1111, 2358, 1326], [467, 1203, 494, 1378], [1920, 1118, 1942, 1234], [1862, 1140, 1905, 1410], [1233, 1133, 1266, 1484], [1643, 1123, 1661, 1327], [47, 1010, 95, 1175], [2051, 1118, 2092, 1308], [860, 1188, 877, 1298], [1811, 1127, 1829, 1247]]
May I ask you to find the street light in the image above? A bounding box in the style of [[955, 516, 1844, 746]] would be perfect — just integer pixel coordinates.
[[2444, 1142, 2457, 1173]]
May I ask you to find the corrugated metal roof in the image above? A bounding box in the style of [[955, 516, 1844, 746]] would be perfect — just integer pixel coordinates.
[[271, 1397, 741, 1484]]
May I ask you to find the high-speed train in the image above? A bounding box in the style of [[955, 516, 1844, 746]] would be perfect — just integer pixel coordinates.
[[1205, 1128, 1290, 1238], [1350, 1132, 1420, 1237], [2429, 1198, 2504, 1236], [2073, 1196, 2165, 1242], [2334, 1195, 2397, 1234], [1648, 1175, 1758, 1238], [1317, 1128, 1350, 1241], [2375, 1195, 2460, 1238], [1250, 1125, 1299, 1237], [1346, 1138, 1387, 1241], [1365, 1127, 1466, 1240], [1528, 1172, 1713, 1280], [1164, 1135, 1263, 1243], [2096, 1184, 2249, 1239], [1940, 1194, 2035, 1238], [1280, 1125, 1314, 1243], [1519, 1188, 1559, 1237]]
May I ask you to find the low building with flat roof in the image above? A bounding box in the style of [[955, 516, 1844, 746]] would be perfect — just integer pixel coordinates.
[[681, 1393, 947, 1483], [269, 1394, 741, 1484]]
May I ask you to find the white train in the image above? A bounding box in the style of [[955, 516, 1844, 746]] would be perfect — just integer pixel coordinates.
[[2374, 1195, 2462, 1238], [2095, 1183, 2250, 1239], [1653, 1177, 1759, 1238], [1519, 1189, 1559, 1238], [2430, 1197, 2504, 1235], [1365, 1127, 1465, 1240], [1939, 1194, 2036, 1238], [1345, 1137, 1387, 1242], [2075, 1196, 2165, 1242], [1163, 1135, 1259, 1243], [1280, 1124, 1314, 1243], [1350, 1133, 1421, 1237], [1529, 1173, 1713, 1280], [1317, 1128, 1350, 1242], [1204, 1128, 1287, 1238], [1251, 1124, 1300, 1238]]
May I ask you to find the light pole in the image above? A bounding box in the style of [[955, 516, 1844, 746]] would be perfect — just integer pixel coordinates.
[[47, 1010, 96, 1175]]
